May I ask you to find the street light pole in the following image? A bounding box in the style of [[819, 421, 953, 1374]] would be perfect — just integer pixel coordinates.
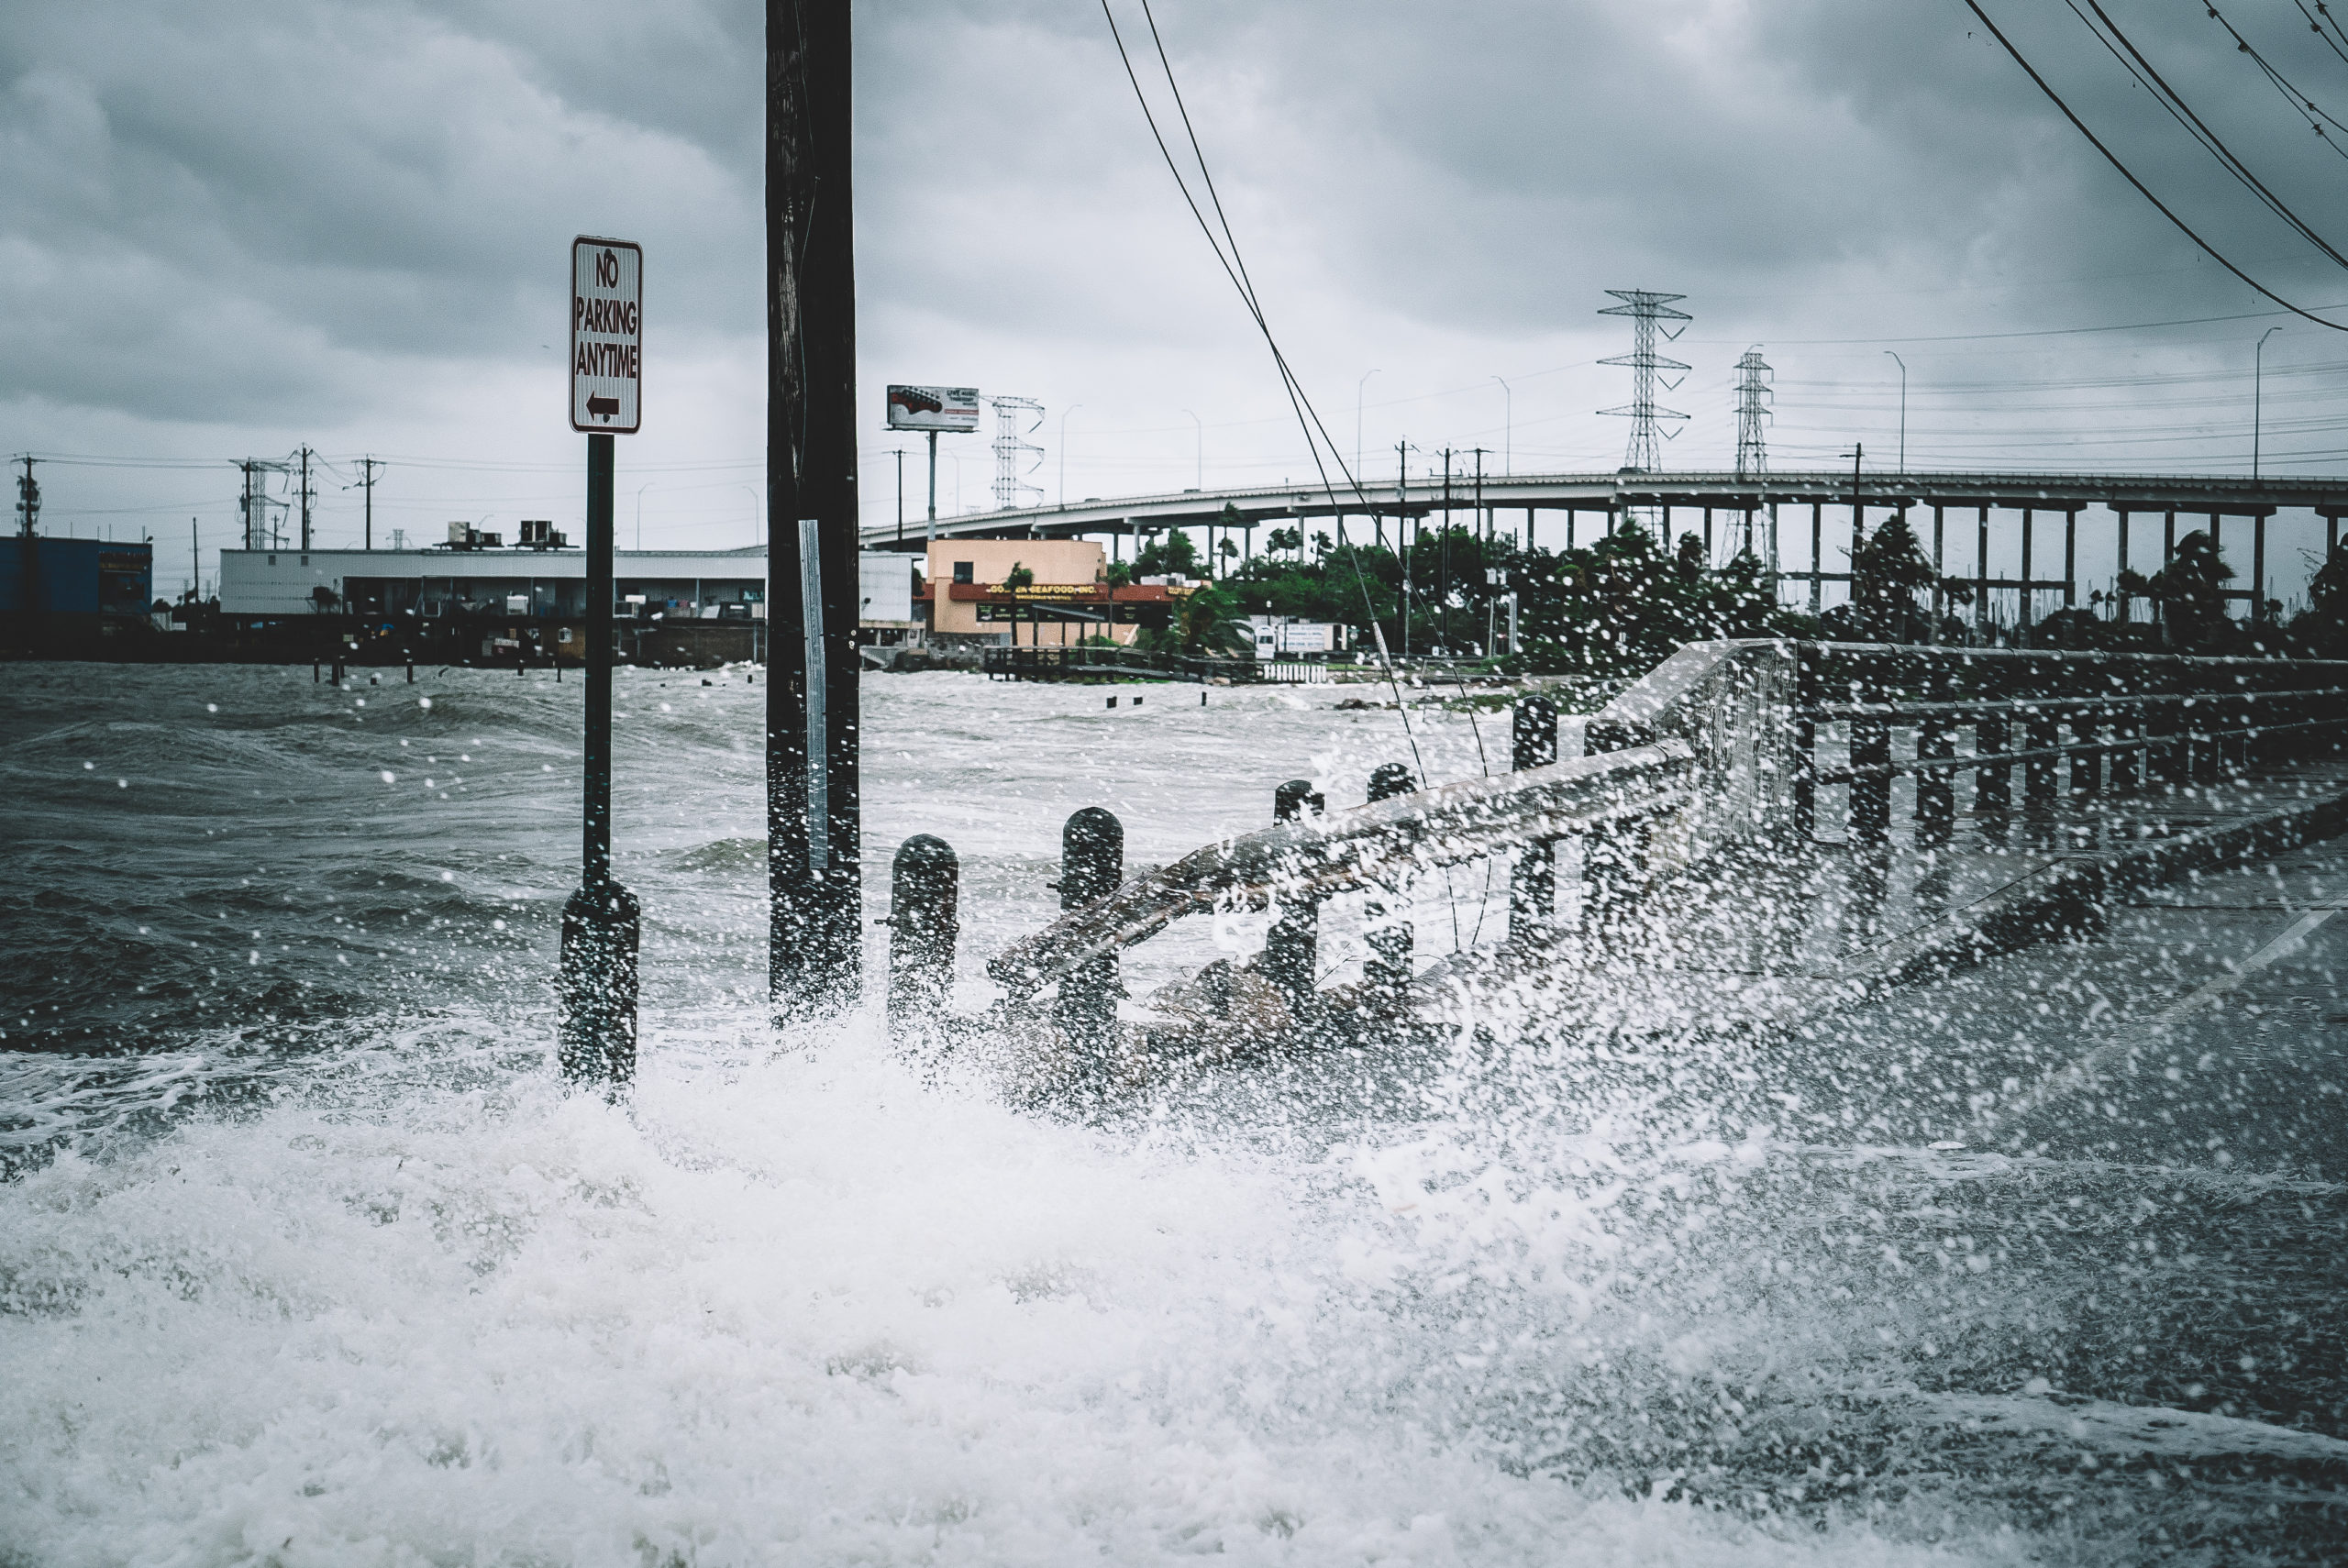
[[740, 484, 763, 548], [635, 481, 655, 550], [1491, 375, 1511, 475], [1058, 404, 1081, 507], [1182, 409, 1202, 488], [2255, 326, 2283, 483], [1357, 370, 1379, 480], [1884, 351, 1906, 473]]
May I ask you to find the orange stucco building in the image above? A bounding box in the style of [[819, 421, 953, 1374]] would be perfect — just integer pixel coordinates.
[[919, 538, 1186, 646]]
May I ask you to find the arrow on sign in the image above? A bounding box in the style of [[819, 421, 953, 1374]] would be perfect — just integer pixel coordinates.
[[587, 394, 619, 419]]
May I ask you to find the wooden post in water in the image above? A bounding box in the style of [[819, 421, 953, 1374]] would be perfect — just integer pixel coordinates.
[[1263, 779, 1325, 1010], [1054, 808, 1124, 1060], [1915, 657, 1955, 848], [1509, 696, 1557, 946], [767, 0, 863, 1020], [886, 834, 958, 1045], [1362, 763, 1417, 998]]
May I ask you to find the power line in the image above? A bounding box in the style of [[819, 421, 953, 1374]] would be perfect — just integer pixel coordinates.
[[2060, 0, 2348, 270], [1961, 0, 2348, 331], [2291, 0, 2348, 71], [2198, 0, 2348, 161], [1102, 0, 1446, 780]]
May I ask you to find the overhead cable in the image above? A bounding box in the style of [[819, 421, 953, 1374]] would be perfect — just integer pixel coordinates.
[[2063, 0, 2348, 267], [2292, 0, 2348, 69], [2198, 0, 2348, 161], [1961, 0, 2348, 330], [1102, 0, 1444, 784]]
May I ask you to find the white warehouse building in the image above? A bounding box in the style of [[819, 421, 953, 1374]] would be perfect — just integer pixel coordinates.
[[217, 542, 916, 629]]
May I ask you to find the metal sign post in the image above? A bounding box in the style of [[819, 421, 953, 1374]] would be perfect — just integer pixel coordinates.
[[769, 0, 863, 1020], [559, 235, 644, 1089]]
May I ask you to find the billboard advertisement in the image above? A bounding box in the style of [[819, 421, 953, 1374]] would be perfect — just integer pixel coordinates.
[[886, 384, 980, 433]]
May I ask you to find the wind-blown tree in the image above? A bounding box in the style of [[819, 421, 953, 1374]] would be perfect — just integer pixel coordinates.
[[2119, 528, 2235, 649], [1822, 513, 1971, 643], [2290, 543, 2348, 657], [1135, 580, 1251, 657], [1218, 522, 1811, 672], [1133, 527, 1202, 580], [1516, 528, 1795, 673], [1001, 560, 1036, 646]]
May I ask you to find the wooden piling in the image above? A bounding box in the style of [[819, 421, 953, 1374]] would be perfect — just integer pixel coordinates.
[[886, 834, 959, 1045], [1053, 807, 1124, 1056]]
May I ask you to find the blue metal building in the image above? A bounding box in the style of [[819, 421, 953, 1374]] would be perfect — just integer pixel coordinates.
[[0, 538, 154, 616]]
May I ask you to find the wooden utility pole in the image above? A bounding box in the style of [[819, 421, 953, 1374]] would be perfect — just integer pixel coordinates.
[[298, 447, 313, 551], [767, 0, 863, 1018], [360, 456, 381, 550]]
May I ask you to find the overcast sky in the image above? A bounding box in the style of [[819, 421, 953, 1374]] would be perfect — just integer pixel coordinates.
[[10, 0, 2348, 596]]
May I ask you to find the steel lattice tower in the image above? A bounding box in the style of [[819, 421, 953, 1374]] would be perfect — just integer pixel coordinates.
[[13, 458, 37, 537], [238, 458, 288, 549], [1734, 347, 1772, 480], [1598, 290, 1691, 474], [990, 396, 1045, 511]]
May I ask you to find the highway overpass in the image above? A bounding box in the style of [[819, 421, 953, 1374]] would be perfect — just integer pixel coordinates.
[[861, 467, 2348, 552]]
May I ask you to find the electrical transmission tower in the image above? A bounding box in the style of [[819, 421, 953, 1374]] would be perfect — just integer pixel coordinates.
[[1734, 347, 1777, 573], [238, 458, 288, 549], [990, 396, 1045, 512], [1734, 347, 1772, 480], [1598, 290, 1691, 477], [14, 457, 37, 536]]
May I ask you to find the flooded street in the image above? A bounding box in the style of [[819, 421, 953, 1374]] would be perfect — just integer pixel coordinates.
[[4, 663, 2343, 1564]]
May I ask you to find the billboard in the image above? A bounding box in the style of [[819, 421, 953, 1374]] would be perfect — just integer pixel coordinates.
[[886, 384, 980, 433]]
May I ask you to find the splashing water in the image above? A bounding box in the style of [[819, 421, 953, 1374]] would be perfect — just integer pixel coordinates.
[[2, 664, 2340, 1564]]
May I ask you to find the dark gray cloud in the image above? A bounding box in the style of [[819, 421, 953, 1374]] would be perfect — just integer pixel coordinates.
[[7, 0, 2348, 591]]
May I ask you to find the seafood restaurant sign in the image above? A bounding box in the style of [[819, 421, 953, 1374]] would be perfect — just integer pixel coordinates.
[[570, 237, 643, 434]]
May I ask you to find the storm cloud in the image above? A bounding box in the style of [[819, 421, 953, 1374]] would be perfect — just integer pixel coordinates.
[[6, 0, 2348, 583]]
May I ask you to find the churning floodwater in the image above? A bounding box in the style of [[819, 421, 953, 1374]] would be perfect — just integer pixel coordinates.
[[5, 662, 2345, 1565]]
